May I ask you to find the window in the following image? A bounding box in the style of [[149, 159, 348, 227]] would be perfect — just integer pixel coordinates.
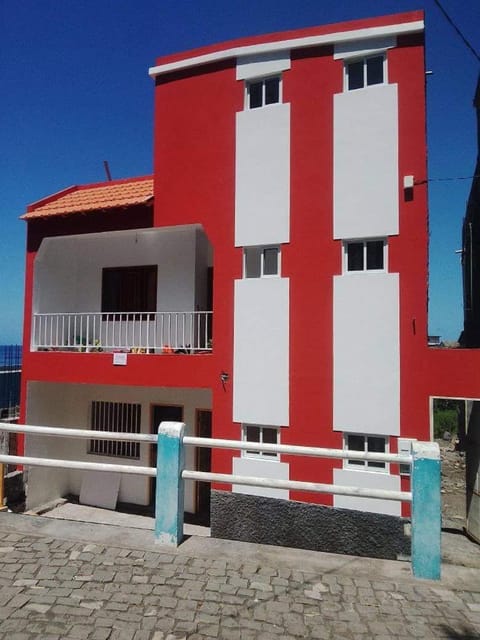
[[344, 433, 387, 471], [345, 55, 385, 91], [89, 401, 141, 459], [242, 424, 279, 458], [102, 265, 157, 320], [244, 246, 280, 278], [344, 239, 386, 272], [246, 76, 281, 109]]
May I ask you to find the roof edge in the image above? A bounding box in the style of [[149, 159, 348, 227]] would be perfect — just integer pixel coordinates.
[[25, 175, 153, 215], [21, 198, 154, 221], [21, 175, 154, 221], [26, 185, 79, 214], [149, 11, 424, 78]]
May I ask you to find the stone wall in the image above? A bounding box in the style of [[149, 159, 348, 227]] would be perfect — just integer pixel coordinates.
[[211, 490, 410, 560]]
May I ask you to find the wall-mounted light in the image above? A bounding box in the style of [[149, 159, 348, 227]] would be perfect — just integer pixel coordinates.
[[220, 371, 229, 391], [403, 175, 414, 202]]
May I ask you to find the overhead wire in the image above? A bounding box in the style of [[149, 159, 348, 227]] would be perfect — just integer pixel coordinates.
[[415, 174, 480, 185], [432, 0, 480, 63]]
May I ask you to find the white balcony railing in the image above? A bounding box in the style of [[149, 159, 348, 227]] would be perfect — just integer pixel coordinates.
[[32, 311, 212, 354]]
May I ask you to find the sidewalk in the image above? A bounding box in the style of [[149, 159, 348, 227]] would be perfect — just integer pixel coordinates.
[[0, 511, 479, 639]]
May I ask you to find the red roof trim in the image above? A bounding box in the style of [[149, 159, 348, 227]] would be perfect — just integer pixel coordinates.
[[154, 11, 423, 67]]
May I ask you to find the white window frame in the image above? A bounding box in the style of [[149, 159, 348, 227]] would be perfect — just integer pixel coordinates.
[[243, 245, 281, 279], [242, 424, 280, 459], [245, 74, 282, 110], [343, 54, 387, 92], [343, 433, 389, 472], [343, 238, 387, 274]]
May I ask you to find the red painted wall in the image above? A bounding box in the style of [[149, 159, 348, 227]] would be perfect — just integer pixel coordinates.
[[389, 34, 431, 444], [19, 204, 154, 451], [150, 26, 433, 504], [153, 60, 243, 483], [283, 46, 343, 503]]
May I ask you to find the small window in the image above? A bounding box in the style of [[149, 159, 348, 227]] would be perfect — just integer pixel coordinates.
[[344, 240, 386, 273], [345, 55, 385, 91], [347, 60, 364, 90], [265, 77, 280, 104], [263, 247, 279, 275], [344, 433, 387, 471], [366, 56, 384, 86], [249, 81, 263, 109], [246, 76, 281, 109], [366, 240, 384, 270], [89, 401, 141, 459], [244, 247, 262, 278], [243, 424, 279, 458], [347, 242, 364, 271], [244, 246, 280, 278]]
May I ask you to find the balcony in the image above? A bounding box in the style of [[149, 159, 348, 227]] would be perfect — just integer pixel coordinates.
[[32, 311, 212, 354]]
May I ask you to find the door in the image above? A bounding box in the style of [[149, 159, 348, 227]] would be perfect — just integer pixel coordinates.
[[150, 404, 183, 506], [196, 409, 212, 525]]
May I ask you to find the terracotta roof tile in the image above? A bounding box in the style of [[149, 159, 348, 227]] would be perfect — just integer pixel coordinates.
[[22, 175, 153, 220]]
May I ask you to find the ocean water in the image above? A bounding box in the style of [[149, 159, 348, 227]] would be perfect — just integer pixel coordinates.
[[0, 345, 21, 410]]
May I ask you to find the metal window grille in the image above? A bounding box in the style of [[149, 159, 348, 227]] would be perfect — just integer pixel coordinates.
[[89, 401, 141, 459], [0, 345, 21, 421]]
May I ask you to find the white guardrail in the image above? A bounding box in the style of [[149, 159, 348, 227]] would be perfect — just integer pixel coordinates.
[[0, 421, 441, 580], [32, 311, 212, 353]]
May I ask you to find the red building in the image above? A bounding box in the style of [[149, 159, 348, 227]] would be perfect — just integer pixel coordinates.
[[19, 11, 480, 546]]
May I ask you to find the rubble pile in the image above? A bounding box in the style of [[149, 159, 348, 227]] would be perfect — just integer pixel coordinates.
[[439, 438, 466, 529]]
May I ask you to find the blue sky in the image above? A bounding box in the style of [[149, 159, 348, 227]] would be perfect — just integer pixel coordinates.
[[0, 1, 478, 344]]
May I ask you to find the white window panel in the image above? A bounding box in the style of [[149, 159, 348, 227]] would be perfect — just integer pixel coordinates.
[[244, 246, 281, 278], [245, 75, 282, 109], [242, 424, 280, 458], [343, 239, 387, 273], [344, 54, 387, 91], [343, 432, 388, 472]]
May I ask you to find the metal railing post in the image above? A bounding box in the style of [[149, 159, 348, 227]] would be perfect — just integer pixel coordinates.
[[411, 441, 441, 580], [155, 421, 185, 546], [0, 464, 6, 512]]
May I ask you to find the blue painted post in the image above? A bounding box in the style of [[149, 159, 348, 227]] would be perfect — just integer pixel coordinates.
[[155, 421, 185, 546], [411, 441, 441, 580]]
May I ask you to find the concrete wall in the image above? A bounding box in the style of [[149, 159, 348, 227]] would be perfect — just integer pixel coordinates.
[[235, 103, 290, 246], [233, 277, 289, 426], [233, 456, 289, 499], [333, 468, 401, 515], [25, 381, 211, 512], [333, 272, 400, 435], [333, 83, 398, 239], [236, 51, 291, 81]]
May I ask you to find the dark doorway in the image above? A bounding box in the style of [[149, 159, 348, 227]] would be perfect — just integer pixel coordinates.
[[196, 409, 212, 525], [150, 404, 183, 506], [466, 400, 480, 544]]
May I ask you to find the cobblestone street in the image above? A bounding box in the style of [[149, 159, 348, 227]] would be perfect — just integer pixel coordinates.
[[0, 513, 479, 639]]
